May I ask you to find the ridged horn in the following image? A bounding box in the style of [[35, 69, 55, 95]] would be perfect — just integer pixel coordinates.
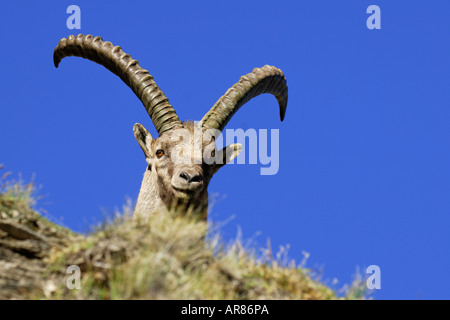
[[200, 65, 288, 132], [53, 34, 183, 135]]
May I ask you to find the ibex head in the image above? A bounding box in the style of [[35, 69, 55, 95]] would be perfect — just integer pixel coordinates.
[[132, 121, 242, 212], [53, 34, 288, 220]]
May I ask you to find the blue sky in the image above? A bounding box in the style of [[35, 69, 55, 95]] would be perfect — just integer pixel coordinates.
[[1, 1, 449, 299]]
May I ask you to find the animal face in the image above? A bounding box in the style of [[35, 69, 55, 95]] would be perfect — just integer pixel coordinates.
[[133, 122, 241, 205]]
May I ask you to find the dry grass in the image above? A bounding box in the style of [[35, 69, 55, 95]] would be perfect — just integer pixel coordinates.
[[0, 165, 368, 300], [0, 165, 35, 213], [43, 207, 367, 300]]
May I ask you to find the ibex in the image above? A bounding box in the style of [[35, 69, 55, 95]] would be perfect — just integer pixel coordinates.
[[53, 34, 288, 221]]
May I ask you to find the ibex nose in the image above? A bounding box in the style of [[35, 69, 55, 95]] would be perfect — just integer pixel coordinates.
[[179, 172, 190, 181], [179, 171, 202, 183]]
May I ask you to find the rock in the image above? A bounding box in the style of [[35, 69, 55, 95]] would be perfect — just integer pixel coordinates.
[[0, 197, 75, 299]]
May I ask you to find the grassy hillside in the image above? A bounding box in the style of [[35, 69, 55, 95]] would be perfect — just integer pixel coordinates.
[[0, 166, 367, 300]]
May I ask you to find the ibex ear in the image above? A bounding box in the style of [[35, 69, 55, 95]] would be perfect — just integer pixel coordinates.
[[212, 143, 242, 175], [133, 123, 154, 161]]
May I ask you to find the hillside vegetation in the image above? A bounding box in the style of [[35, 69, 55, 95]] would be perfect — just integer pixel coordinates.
[[0, 166, 367, 299]]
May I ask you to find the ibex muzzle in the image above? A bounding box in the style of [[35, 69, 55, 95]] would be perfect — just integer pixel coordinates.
[[53, 34, 288, 221]]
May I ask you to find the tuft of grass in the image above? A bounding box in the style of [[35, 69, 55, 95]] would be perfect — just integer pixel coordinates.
[[0, 165, 35, 212], [0, 165, 66, 233]]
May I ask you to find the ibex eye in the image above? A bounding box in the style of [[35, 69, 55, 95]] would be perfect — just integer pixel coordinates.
[[156, 149, 164, 158]]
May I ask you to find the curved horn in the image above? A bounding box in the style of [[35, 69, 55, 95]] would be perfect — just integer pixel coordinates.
[[200, 65, 288, 132], [53, 34, 183, 135]]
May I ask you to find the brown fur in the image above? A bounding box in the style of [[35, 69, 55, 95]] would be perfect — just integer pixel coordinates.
[[133, 121, 241, 222]]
